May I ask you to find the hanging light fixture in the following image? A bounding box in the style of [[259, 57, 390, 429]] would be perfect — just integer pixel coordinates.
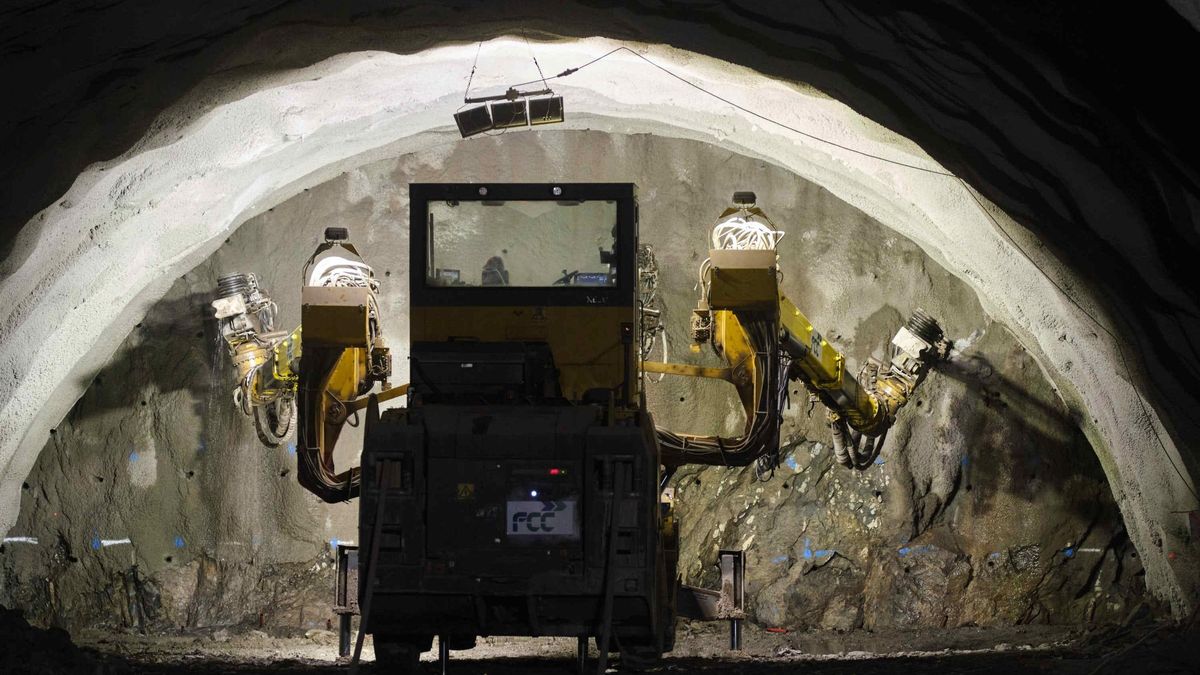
[[454, 87, 565, 138]]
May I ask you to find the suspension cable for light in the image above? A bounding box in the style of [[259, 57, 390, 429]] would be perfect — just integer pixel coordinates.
[[454, 41, 565, 138]]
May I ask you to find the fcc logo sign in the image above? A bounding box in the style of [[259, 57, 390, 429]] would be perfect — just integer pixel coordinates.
[[506, 500, 577, 536]]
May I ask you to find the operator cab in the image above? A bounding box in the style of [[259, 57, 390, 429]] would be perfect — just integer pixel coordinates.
[[408, 183, 640, 406]]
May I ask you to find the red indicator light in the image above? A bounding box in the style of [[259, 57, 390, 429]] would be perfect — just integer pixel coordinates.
[[549, 468, 561, 475]]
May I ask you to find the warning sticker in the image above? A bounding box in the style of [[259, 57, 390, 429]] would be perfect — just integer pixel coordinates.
[[456, 483, 475, 500], [506, 500, 577, 536]]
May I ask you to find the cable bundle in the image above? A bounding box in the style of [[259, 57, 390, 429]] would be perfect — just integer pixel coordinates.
[[307, 255, 378, 292], [710, 215, 785, 251], [307, 254, 382, 330], [656, 317, 789, 467]]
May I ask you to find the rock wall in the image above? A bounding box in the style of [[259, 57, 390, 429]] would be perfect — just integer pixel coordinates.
[[0, 132, 1145, 632], [673, 324, 1140, 629]]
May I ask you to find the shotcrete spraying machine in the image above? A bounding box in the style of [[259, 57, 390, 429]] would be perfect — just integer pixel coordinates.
[[211, 184, 947, 673]]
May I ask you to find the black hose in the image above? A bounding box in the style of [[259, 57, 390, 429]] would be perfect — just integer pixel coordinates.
[[906, 308, 944, 345], [216, 273, 250, 299], [830, 416, 887, 470]]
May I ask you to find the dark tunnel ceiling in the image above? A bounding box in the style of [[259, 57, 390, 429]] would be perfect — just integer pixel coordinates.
[[0, 0, 1198, 463]]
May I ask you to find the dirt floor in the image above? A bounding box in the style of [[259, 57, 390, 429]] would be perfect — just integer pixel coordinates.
[[7, 619, 1182, 674]]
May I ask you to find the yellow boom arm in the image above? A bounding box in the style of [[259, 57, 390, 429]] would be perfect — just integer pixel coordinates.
[[213, 229, 405, 502], [646, 196, 946, 470]]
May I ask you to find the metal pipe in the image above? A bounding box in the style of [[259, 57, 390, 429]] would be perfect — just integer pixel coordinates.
[[464, 87, 553, 104], [338, 614, 351, 658], [730, 618, 742, 650]]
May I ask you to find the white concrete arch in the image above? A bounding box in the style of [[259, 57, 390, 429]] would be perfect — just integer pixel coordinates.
[[0, 37, 1193, 611]]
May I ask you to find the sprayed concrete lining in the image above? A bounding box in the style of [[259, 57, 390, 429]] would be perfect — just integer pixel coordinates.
[[0, 37, 1194, 613]]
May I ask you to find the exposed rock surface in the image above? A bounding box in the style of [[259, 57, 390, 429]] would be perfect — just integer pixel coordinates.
[[673, 324, 1143, 628], [0, 133, 1144, 633]]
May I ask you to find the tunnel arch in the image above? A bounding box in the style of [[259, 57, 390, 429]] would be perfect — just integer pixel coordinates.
[[0, 26, 1196, 618]]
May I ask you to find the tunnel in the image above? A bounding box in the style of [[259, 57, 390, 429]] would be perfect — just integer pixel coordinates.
[[1, 1, 1199, 673]]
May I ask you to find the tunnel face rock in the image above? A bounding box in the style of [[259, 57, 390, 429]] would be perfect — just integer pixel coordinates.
[[673, 326, 1140, 629], [0, 132, 1145, 632]]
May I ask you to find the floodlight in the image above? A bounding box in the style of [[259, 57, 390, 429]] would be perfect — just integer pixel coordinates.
[[454, 105, 493, 138], [490, 99, 528, 129], [528, 96, 565, 125]]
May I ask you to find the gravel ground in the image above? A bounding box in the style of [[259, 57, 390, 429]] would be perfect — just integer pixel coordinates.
[[49, 619, 1198, 674]]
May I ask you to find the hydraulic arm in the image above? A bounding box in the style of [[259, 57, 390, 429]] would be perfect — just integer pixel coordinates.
[[645, 192, 948, 470], [212, 227, 403, 502]]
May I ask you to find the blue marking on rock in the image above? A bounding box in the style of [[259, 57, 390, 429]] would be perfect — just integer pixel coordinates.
[[786, 457, 799, 471], [91, 536, 101, 550], [771, 555, 789, 564], [129, 451, 139, 462], [173, 536, 185, 549], [287, 443, 296, 456], [1063, 547, 1075, 558], [330, 538, 339, 550], [874, 456, 885, 465], [802, 538, 813, 559]]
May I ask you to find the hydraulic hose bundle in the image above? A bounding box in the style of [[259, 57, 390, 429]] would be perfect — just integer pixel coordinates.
[[655, 317, 789, 467]]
